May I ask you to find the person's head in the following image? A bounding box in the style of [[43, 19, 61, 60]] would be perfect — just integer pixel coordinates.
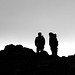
[[38, 32, 42, 36], [49, 32, 53, 36]]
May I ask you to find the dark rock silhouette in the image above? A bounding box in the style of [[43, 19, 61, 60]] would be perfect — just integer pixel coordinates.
[[15, 45, 23, 52], [23, 47, 35, 57], [35, 32, 45, 54], [4, 44, 15, 53], [49, 32, 58, 56], [3, 44, 36, 60]]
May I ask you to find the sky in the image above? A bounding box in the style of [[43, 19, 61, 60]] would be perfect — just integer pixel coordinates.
[[0, 0, 75, 57]]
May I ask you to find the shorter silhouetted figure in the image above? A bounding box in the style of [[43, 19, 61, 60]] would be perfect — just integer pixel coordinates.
[[49, 32, 58, 56], [35, 32, 45, 54]]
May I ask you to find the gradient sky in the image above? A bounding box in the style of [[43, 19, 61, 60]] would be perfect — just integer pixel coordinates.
[[0, 0, 75, 57]]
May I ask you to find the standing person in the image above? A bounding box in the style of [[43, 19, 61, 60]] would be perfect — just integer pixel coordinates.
[[49, 32, 58, 56], [35, 32, 45, 54]]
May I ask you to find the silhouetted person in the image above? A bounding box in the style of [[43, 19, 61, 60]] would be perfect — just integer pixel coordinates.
[[49, 32, 58, 56], [35, 32, 45, 54]]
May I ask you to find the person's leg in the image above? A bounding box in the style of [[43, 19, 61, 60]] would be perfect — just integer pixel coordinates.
[[55, 47, 58, 56], [41, 45, 44, 52], [51, 47, 54, 56], [52, 49, 55, 56], [37, 47, 39, 54], [54, 46, 58, 56]]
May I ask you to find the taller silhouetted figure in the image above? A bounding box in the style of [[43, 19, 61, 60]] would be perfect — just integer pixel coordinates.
[[35, 32, 45, 54], [49, 32, 58, 56]]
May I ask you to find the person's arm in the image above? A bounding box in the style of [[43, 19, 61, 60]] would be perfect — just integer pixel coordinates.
[[35, 37, 38, 46]]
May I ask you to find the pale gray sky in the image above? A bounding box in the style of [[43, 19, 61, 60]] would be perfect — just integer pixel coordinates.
[[0, 0, 75, 57]]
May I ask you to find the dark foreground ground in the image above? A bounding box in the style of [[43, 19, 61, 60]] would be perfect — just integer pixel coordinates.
[[0, 52, 75, 75], [0, 44, 75, 75]]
